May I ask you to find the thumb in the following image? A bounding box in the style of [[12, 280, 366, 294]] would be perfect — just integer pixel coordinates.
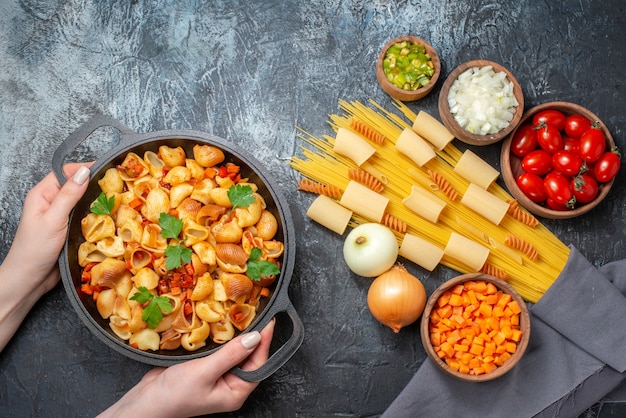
[[49, 165, 90, 220]]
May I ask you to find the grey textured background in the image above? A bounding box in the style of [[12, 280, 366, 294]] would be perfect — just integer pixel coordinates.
[[1, 0, 625, 416]]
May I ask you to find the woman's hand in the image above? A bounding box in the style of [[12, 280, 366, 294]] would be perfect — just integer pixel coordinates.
[[99, 318, 276, 417], [0, 164, 90, 351]]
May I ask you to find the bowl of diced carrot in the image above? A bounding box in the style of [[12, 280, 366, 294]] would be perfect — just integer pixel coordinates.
[[420, 273, 530, 382]]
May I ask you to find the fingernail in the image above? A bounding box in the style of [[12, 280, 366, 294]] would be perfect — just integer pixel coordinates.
[[72, 166, 90, 185], [241, 331, 261, 349]]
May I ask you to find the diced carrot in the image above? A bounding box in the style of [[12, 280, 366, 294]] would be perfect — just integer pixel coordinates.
[[451, 284, 464, 295], [469, 344, 483, 356], [507, 300, 522, 314], [485, 293, 499, 305], [259, 287, 271, 298], [428, 279, 523, 376], [129, 197, 143, 210], [482, 361, 497, 374], [448, 293, 464, 306], [478, 302, 492, 317], [497, 293, 512, 308], [437, 292, 451, 307]]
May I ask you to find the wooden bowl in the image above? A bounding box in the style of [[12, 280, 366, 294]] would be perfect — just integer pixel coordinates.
[[438, 60, 524, 146], [501, 101, 615, 219], [420, 273, 530, 382], [376, 35, 441, 102]]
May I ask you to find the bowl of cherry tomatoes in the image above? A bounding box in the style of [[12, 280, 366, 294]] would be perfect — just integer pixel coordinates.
[[500, 102, 620, 219]]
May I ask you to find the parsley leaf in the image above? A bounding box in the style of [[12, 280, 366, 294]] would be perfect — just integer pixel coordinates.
[[90, 192, 115, 215], [130, 286, 173, 329], [247, 247, 280, 281], [164, 244, 192, 270], [227, 184, 255, 210], [159, 212, 192, 270], [159, 213, 183, 239]]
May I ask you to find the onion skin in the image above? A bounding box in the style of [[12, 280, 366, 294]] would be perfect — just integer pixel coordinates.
[[367, 264, 426, 333]]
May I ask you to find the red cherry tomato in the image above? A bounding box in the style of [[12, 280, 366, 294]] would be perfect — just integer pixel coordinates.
[[546, 197, 570, 211], [533, 109, 566, 131], [536, 124, 563, 154], [552, 150, 583, 176], [563, 137, 580, 154], [516, 172, 547, 203], [510, 124, 538, 157], [521, 150, 553, 175], [572, 173, 599, 204], [593, 150, 621, 182], [543, 171, 574, 206], [579, 127, 606, 163], [564, 114, 592, 139]]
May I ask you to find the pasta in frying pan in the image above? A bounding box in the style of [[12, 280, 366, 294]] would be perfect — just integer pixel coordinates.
[[78, 144, 284, 352]]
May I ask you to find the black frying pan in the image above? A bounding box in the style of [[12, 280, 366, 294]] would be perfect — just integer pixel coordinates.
[[52, 115, 303, 382]]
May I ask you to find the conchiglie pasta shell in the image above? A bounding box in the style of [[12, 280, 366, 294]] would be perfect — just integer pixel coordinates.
[[129, 329, 160, 351], [215, 243, 249, 266], [114, 204, 142, 228], [98, 168, 124, 194], [81, 213, 116, 243], [182, 321, 211, 347], [140, 224, 167, 255], [159, 145, 186, 167], [96, 288, 117, 319], [117, 152, 149, 181], [109, 315, 132, 340], [191, 253, 208, 278], [192, 241, 216, 266], [193, 144, 225, 167], [220, 272, 253, 304], [255, 210, 278, 240], [195, 300, 226, 323], [132, 267, 160, 290], [116, 273, 133, 299], [234, 193, 265, 228], [117, 219, 143, 243], [190, 178, 216, 205], [183, 220, 209, 246], [159, 328, 182, 350], [144, 151, 166, 179], [211, 215, 243, 243], [169, 183, 194, 208], [215, 176, 235, 189], [208, 187, 232, 208], [177, 198, 202, 223], [78, 241, 106, 267], [96, 236, 125, 258], [210, 320, 235, 344], [124, 243, 152, 273], [132, 176, 160, 203], [162, 166, 191, 186], [212, 279, 227, 302], [141, 188, 170, 224], [228, 303, 257, 331], [186, 158, 205, 180], [113, 294, 132, 320], [128, 304, 147, 333], [263, 240, 284, 259], [196, 204, 227, 227], [191, 272, 214, 301], [171, 300, 197, 332], [91, 257, 128, 287]]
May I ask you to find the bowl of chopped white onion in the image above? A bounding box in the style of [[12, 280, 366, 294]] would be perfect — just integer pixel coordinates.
[[438, 60, 524, 146]]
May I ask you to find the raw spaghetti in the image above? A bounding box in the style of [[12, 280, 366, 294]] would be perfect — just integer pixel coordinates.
[[290, 99, 569, 303]]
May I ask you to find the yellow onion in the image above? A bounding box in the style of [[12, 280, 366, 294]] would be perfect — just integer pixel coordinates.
[[367, 264, 426, 333]]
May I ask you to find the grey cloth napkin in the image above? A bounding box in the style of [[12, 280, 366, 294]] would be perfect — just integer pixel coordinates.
[[382, 246, 626, 418]]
